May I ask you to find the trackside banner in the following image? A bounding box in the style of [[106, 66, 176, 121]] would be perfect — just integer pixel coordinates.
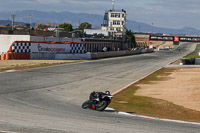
[[30, 43, 71, 53], [179, 37, 200, 42], [150, 36, 200, 42], [150, 36, 174, 41]]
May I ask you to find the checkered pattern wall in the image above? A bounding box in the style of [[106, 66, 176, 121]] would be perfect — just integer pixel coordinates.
[[70, 44, 86, 54], [12, 42, 31, 53], [11, 42, 86, 54]]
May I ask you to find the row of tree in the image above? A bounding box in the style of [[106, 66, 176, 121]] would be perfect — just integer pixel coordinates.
[[37, 22, 92, 32]]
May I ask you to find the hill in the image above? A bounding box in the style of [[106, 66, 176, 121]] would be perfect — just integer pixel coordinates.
[[0, 10, 200, 35]]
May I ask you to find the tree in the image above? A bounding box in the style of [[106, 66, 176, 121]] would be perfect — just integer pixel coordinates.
[[37, 24, 47, 30], [78, 22, 92, 31], [6, 24, 12, 30], [59, 23, 73, 32], [126, 30, 134, 41], [126, 30, 136, 48]]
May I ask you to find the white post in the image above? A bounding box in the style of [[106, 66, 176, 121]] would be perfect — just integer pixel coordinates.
[[30, 15, 32, 29], [112, 0, 115, 11]]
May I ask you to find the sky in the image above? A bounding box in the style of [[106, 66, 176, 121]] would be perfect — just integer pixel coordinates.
[[1, 0, 200, 30]]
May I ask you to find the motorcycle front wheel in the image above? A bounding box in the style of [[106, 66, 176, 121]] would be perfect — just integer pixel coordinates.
[[96, 100, 108, 111], [82, 100, 89, 109]]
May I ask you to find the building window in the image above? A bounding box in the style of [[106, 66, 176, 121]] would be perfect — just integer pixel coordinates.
[[111, 13, 121, 18], [122, 14, 124, 18], [113, 21, 120, 25], [115, 13, 120, 18], [113, 21, 117, 25]]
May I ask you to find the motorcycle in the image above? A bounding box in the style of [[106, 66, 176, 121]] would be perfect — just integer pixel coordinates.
[[82, 91, 113, 111]]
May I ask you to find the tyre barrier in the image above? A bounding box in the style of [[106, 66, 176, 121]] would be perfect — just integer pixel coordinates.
[[1, 53, 30, 60]]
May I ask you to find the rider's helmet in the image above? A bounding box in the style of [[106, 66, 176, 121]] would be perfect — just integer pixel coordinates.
[[105, 91, 110, 95]]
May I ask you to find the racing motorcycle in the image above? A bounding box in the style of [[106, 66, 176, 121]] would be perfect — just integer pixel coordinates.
[[82, 91, 113, 111]]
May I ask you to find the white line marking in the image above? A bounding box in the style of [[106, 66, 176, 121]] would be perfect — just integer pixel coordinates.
[[118, 111, 200, 126], [0, 131, 18, 133], [5, 70, 16, 73], [106, 108, 200, 126], [0, 70, 16, 74]]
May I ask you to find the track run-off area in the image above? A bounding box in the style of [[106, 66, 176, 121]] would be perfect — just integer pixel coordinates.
[[0, 43, 200, 133]]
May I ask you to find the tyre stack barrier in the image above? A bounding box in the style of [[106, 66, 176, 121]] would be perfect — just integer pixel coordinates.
[[1, 54, 6, 60], [1, 53, 30, 60]]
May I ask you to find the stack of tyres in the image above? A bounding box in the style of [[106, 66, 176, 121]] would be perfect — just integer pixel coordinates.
[[1, 54, 5, 60]]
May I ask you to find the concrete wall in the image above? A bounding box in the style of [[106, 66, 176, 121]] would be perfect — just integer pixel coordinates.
[[0, 35, 30, 55], [31, 53, 55, 60], [91, 49, 153, 59], [31, 53, 91, 60], [30, 49, 153, 60], [55, 53, 91, 60]]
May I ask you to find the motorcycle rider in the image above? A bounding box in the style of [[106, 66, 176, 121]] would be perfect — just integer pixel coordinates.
[[90, 91, 110, 101], [90, 91, 101, 101]]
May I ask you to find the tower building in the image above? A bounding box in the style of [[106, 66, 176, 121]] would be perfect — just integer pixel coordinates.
[[101, 0, 127, 37]]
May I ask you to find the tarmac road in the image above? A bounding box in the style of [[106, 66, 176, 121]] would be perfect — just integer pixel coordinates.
[[0, 43, 199, 133]]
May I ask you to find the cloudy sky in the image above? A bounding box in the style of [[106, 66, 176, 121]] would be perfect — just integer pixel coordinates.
[[1, 0, 200, 29]]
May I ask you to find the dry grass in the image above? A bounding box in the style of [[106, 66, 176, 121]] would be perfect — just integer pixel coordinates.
[[0, 60, 85, 71], [109, 68, 200, 122]]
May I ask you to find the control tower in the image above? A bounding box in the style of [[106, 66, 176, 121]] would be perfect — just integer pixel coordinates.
[[101, 0, 127, 37]]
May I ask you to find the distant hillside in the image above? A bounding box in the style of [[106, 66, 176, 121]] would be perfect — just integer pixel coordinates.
[[0, 10, 200, 35], [126, 20, 200, 35], [0, 10, 103, 29], [0, 20, 27, 26]]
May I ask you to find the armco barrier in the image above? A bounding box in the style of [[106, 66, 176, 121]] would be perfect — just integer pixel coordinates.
[[195, 58, 200, 65]]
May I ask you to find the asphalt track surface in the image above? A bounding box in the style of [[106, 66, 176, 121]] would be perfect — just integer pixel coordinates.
[[0, 43, 200, 133]]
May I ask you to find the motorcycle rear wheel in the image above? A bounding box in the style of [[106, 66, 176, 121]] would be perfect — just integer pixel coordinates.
[[96, 100, 108, 111]]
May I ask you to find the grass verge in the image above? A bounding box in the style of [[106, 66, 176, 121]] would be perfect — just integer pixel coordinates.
[[109, 68, 200, 123], [0, 60, 85, 71], [184, 44, 200, 58], [173, 45, 179, 50]]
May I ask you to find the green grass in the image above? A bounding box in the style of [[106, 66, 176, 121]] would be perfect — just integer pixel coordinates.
[[173, 45, 179, 50], [184, 44, 200, 58], [110, 68, 200, 122]]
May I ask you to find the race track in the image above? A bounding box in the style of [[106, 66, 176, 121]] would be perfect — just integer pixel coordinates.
[[0, 43, 199, 133]]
